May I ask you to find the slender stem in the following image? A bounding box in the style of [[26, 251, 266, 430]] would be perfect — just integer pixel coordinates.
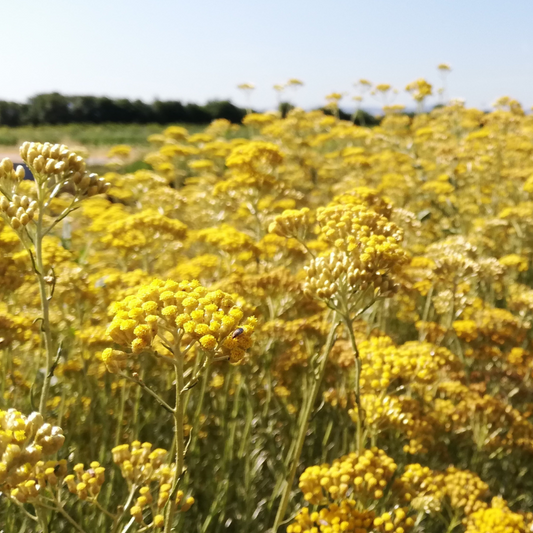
[[35, 506, 49, 533], [7, 497, 38, 522], [111, 484, 139, 533], [54, 504, 88, 533], [271, 320, 340, 533], [343, 314, 365, 454], [35, 181, 55, 415], [120, 517, 137, 533], [119, 372, 174, 413], [93, 499, 117, 520], [114, 380, 127, 447], [164, 347, 185, 533]]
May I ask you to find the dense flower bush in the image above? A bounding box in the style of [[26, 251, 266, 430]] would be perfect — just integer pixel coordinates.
[[1, 78, 533, 532]]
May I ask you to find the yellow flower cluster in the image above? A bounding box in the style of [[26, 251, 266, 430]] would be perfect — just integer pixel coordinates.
[[444, 467, 489, 515], [287, 501, 375, 533], [214, 141, 284, 193], [64, 461, 106, 500], [405, 78, 433, 102], [372, 508, 413, 533], [104, 278, 256, 367], [400, 464, 445, 512], [359, 337, 456, 391], [112, 441, 194, 528], [465, 497, 526, 533], [298, 448, 397, 505], [10, 459, 68, 503], [350, 395, 434, 454], [304, 204, 407, 302], [102, 209, 187, 251], [0, 409, 65, 489], [0, 193, 37, 230], [112, 441, 171, 485], [0, 157, 26, 201], [268, 207, 311, 240], [20, 141, 110, 196], [194, 224, 258, 256]]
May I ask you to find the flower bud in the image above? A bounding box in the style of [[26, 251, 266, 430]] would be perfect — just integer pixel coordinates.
[[45, 159, 57, 174], [50, 144, 60, 159], [20, 142, 31, 160], [1, 158, 13, 173], [77, 482, 88, 500], [79, 175, 91, 189], [41, 143, 51, 158], [131, 505, 143, 523], [87, 185, 99, 197]]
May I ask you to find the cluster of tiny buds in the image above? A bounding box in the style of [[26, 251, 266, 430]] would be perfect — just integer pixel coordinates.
[[303, 250, 399, 301], [132, 487, 194, 527], [0, 194, 37, 229], [0, 410, 65, 487], [10, 460, 68, 503], [19, 142, 110, 196], [304, 252, 344, 300], [0, 157, 25, 183], [112, 441, 170, 485], [268, 207, 311, 240], [64, 461, 106, 500]]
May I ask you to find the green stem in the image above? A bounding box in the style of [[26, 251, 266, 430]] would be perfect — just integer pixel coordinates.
[[35, 506, 49, 533], [164, 347, 185, 533], [271, 320, 340, 532], [35, 182, 55, 415], [342, 315, 364, 454]]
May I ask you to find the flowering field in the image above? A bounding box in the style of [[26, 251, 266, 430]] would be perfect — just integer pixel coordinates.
[[1, 90, 533, 533]]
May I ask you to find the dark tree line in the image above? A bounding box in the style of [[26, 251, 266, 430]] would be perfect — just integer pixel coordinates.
[[0, 93, 248, 126], [0, 93, 381, 127]]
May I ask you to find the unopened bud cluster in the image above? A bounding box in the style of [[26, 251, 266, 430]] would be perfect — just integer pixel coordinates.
[[304, 249, 399, 301], [112, 441, 171, 485], [0, 157, 25, 191], [64, 461, 105, 500], [112, 441, 194, 528], [0, 409, 65, 488], [268, 207, 310, 240], [132, 488, 194, 527], [19, 142, 110, 197], [0, 194, 37, 230], [10, 459, 68, 503], [304, 203, 407, 303]]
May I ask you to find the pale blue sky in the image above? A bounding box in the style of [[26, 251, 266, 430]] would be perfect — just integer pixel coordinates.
[[2, 0, 532, 110]]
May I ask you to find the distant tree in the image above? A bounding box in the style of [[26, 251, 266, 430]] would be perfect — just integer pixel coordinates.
[[0, 93, 381, 127], [0, 101, 23, 126], [184, 103, 211, 124], [69, 96, 102, 123], [26, 93, 72, 125], [203, 100, 246, 123], [152, 100, 188, 123]]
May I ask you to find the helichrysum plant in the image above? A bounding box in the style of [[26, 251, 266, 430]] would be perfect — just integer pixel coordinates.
[[3, 76, 533, 533]]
